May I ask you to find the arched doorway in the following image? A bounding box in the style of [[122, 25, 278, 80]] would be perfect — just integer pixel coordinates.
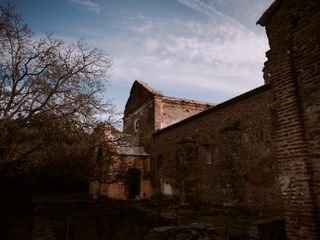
[[125, 168, 141, 199]]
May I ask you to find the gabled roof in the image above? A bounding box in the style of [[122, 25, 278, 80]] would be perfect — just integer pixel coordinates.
[[124, 80, 162, 116], [160, 95, 214, 107], [134, 80, 161, 95], [124, 80, 214, 117], [257, 0, 283, 26]]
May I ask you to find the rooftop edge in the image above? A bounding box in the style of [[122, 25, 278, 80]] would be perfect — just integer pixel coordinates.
[[257, 0, 283, 26], [154, 84, 271, 136]]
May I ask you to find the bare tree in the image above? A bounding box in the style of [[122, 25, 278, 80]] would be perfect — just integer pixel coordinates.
[[89, 124, 128, 184], [0, 4, 115, 173]]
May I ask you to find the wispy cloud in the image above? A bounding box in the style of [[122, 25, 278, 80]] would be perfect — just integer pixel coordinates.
[[59, 1, 270, 109], [108, 16, 268, 98], [176, 0, 245, 29], [69, 0, 101, 13]]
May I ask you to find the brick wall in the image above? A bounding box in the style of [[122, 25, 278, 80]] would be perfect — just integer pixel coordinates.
[[154, 96, 212, 131], [260, 0, 320, 238], [123, 81, 213, 152], [124, 99, 155, 152], [152, 86, 282, 215]]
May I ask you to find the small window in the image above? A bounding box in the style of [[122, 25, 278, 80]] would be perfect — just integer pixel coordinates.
[[96, 146, 103, 163], [134, 119, 140, 131], [199, 144, 212, 164], [157, 154, 163, 168]]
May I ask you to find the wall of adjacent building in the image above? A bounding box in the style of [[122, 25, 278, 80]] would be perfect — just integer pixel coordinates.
[[260, 0, 320, 239], [89, 154, 151, 200], [123, 99, 156, 152], [152, 85, 282, 215], [123, 82, 213, 152], [154, 96, 212, 131]]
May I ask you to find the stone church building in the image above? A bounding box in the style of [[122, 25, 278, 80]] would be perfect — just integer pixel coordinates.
[[90, 0, 320, 239]]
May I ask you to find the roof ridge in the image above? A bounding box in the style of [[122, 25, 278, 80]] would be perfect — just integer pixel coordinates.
[[134, 80, 162, 96], [154, 84, 271, 136], [160, 95, 215, 106], [135, 80, 214, 105]]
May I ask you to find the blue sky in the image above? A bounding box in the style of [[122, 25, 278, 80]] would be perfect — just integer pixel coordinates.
[[5, 0, 273, 113]]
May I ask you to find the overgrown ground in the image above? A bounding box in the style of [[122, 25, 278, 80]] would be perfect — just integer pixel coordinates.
[[0, 190, 286, 240]]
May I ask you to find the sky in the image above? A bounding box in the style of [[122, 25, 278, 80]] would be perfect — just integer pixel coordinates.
[[3, 0, 273, 113]]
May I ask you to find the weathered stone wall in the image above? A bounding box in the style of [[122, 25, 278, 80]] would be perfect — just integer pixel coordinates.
[[259, 0, 320, 238], [90, 155, 151, 200], [123, 99, 155, 152], [123, 81, 213, 152], [124, 80, 158, 117], [152, 85, 282, 215], [154, 96, 212, 131]]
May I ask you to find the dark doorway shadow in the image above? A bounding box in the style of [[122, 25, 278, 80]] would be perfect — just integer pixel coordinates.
[[125, 168, 141, 199]]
